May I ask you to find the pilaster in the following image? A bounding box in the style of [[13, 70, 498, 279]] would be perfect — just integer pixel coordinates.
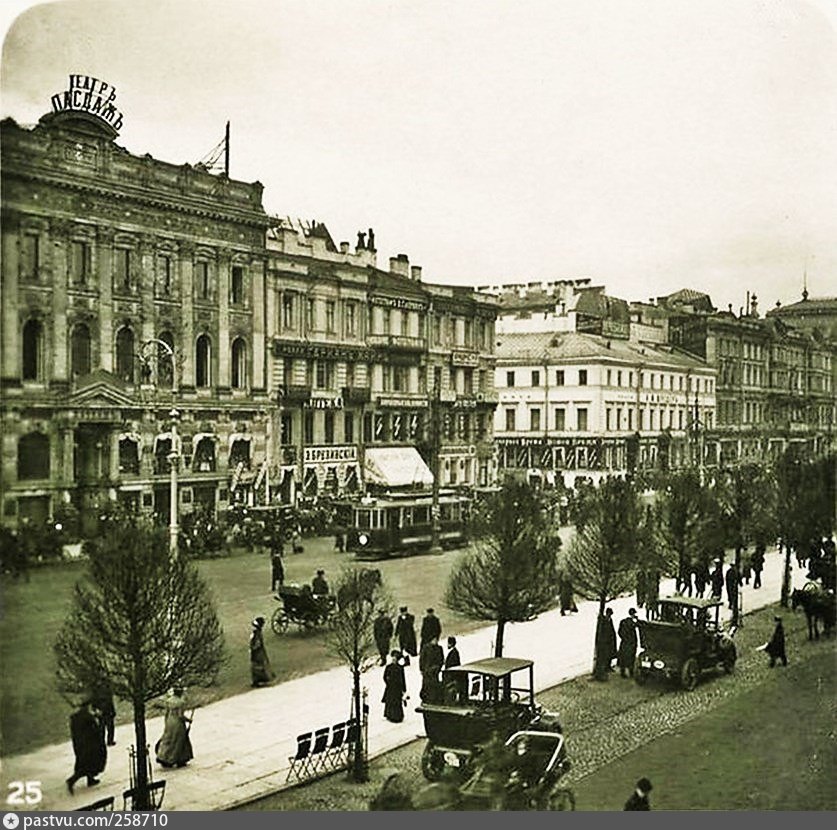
[[1, 222, 20, 381], [97, 227, 115, 372]]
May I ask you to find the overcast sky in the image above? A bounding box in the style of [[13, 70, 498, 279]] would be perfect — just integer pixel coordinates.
[[2, 0, 836, 312]]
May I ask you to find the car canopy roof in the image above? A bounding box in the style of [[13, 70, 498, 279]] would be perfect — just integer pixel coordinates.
[[657, 595, 722, 610], [445, 657, 534, 677]]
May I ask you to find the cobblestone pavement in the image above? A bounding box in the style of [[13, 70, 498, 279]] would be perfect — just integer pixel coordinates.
[[250, 601, 830, 810]]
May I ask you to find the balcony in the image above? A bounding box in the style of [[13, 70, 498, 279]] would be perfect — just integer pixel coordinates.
[[276, 383, 312, 404], [342, 386, 371, 405], [367, 334, 426, 352]]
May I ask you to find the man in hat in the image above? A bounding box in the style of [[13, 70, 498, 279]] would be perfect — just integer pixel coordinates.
[[249, 616, 274, 687], [444, 636, 461, 669], [270, 544, 285, 593], [420, 608, 442, 648], [765, 616, 787, 667], [617, 608, 639, 678], [624, 777, 653, 810], [395, 606, 417, 664], [66, 699, 106, 795], [710, 559, 724, 599], [312, 569, 329, 596], [373, 609, 394, 666], [419, 635, 444, 703]]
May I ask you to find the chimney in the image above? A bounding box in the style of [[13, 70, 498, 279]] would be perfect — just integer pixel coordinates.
[[389, 254, 410, 278], [339, 241, 350, 254], [410, 265, 422, 282]]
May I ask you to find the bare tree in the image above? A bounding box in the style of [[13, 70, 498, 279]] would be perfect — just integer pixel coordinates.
[[54, 514, 225, 809], [445, 480, 561, 658], [325, 567, 392, 783]]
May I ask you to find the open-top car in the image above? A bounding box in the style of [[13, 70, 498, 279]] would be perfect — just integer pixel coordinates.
[[416, 657, 565, 782], [636, 595, 736, 689]]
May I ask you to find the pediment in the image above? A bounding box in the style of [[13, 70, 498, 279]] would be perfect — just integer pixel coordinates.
[[69, 370, 136, 407]]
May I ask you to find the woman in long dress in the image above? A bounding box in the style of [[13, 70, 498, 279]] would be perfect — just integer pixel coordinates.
[[250, 616, 274, 687], [155, 687, 193, 768], [382, 651, 407, 723]]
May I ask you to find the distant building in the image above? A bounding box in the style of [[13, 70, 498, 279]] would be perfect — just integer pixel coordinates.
[[767, 290, 837, 341]]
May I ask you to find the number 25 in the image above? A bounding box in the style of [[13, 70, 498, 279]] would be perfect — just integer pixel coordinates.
[[7, 780, 43, 805]]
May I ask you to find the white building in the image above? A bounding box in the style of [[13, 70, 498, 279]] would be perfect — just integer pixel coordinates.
[[494, 331, 717, 487]]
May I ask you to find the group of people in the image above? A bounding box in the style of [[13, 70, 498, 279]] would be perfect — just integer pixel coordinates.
[[378, 607, 461, 723], [594, 607, 640, 680]]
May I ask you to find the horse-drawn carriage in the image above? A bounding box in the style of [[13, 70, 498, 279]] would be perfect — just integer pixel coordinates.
[[271, 585, 336, 634], [791, 581, 836, 640]]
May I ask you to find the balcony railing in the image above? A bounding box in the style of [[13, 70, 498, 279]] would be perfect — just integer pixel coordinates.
[[277, 383, 312, 404]]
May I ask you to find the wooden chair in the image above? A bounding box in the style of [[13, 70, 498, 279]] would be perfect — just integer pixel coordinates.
[[286, 731, 313, 782]]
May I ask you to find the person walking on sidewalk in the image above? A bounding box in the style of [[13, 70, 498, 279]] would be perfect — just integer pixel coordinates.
[[395, 606, 417, 665], [66, 699, 106, 795], [382, 651, 407, 723], [593, 608, 617, 680], [624, 777, 653, 810], [374, 609, 394, 666], [419, 636, 444, 703], [91, 681, 116, 747], [751, 544, 765, 589], [710, 559, 724, 599], [765, 616, 787, 667], [249, 616, 274, 687], [725, 562, 740, 612], [617, 608, 639, 678], [420, 608, 442, 647], [155, 687, 194, 768]]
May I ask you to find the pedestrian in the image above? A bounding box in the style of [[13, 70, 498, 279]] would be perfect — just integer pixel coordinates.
[[155, 687, 193, 768], [373, 609, 394, 666], [249, 616, 274, 687], [395, 606, 417, 665], [334, 530, 345, 553], [751, 544, 765, 589], [419, 636, 444, 703], [624, 777, 653, 810], [270, 545, 285, 592], [693, 561, 708, 598], [292, 527, 303, 554], [740, 549, 752, 585], [382, 651, 407, 723], [617, 608, 639, 678], [312, 569, 329, 596], [725, 562, 740, 612], [765, 615, 787, 667], [678, 562, 693, 596], [91, 681, 116, 747], [65, 699, 106, 795], [444, 635, 461, 669], [710, 559, 724, 599], [594, 608, 617, 680], [559, 573, 577, 615], [420, 607, 442, 647]]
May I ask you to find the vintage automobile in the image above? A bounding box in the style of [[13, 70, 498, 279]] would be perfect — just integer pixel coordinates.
[[271, 584, 336, 634], [635, 595, 737, 689], [416, 657, 566, 782]]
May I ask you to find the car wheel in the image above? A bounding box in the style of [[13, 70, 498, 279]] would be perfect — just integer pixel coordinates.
[[421, 744, 446, 782], [681, 657, 699, 690], [548, 787, 576, 811], [271, 610, 288, 635]]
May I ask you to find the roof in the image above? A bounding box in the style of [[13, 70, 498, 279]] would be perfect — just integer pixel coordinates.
[[656, 595, 722, 610], [446, 657, 534, 677], [496, 330, 710, 370], [768, 296, 837, 315]]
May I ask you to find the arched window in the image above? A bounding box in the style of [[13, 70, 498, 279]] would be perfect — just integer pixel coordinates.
[[17, 432, 50, 480], [196, 334, 211, 388], [158, 331, 175, 389], [231, 337, 247, 389], [115, 327, 135, 383], [22, 319, 42, 380], [71, 324, 92, 377]]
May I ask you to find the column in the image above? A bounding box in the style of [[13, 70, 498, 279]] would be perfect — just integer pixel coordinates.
[[61, 423, 75, 487], [97, 227, 115, 372], [1, 218, 20, 381], [50, 220, 70, 384], [139, 234, 156, 346], [179, 243, 195, 389], [252, 258, 266, 392], [217, 251, 230, 390]]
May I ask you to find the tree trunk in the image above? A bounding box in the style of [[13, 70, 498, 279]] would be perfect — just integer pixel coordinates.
[[732, 545, 742, 627], [780, 539, 791, 608], [494, 619, 506, 657], [132, 698, 151, 810], [350, 668, 367, 782]]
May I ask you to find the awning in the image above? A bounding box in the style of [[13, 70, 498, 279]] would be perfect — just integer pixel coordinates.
[[364, 446, 433, 488]]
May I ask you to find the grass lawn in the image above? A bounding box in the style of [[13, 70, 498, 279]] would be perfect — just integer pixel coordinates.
[[0, 536, 487, 756], [573, 646, 836, 811]]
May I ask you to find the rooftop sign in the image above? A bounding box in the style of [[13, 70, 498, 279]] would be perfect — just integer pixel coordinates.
[[50, 75, 124, 134]]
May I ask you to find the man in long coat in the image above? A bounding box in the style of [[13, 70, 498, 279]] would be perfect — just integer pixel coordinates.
[[725, 562, 740, 613], [270, 545, 285, 592], [373, 609, 394, 666], [420, 608, 442, 647], [710, 559, 724, 599], [419, 637, 444, 703], [766, 616, 787, 667], [617, 608, 639, 678], [444, 636, 461, 669], [395, 606, 417, 664], [66, 700, 106, 794], [594, 608, 617, 680]]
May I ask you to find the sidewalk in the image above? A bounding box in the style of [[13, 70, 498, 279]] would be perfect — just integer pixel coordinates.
[[1, 547, 796, 811]]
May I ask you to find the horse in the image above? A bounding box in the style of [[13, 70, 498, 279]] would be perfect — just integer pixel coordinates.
[[791, 587, 836, 641], [336, 567, 382, 611]]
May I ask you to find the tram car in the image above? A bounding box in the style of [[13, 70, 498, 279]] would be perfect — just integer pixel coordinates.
[[346, 491, 469, 559]]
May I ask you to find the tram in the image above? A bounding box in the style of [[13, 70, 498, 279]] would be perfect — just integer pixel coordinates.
[[345, 491, 470, 559]]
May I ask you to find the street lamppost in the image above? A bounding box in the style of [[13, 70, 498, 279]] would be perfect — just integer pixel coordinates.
[[429, 380, 443, 554]]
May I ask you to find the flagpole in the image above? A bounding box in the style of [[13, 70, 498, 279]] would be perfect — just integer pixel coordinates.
[[224, 121, 230, 176]]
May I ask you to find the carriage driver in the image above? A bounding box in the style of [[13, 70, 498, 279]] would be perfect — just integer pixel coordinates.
[[312, 569, 330, 596]]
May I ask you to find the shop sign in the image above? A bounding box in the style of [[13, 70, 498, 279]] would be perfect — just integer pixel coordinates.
[[51, 75, 124, 133], [304, 395, 343, 410], [451, 350, 480, 367], [377, 395, 429, 409], [370, 295, 427, 311], [303, 445, 357, 464], [440, 444, 475, 456], [452, 397, 477, 409]]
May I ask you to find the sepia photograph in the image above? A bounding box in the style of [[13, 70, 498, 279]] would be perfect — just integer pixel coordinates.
[[1, 0, 835, 814]]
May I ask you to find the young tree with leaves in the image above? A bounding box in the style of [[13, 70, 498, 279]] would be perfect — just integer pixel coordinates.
[[325, 567, 392, 783], [445, 480, 561, 658], [54, 514, 225, 809]]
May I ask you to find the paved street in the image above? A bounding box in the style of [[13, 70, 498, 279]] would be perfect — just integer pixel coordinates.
[[1, 546, 798, 812]]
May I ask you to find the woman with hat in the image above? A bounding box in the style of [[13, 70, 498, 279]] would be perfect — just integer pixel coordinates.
[[250, 616, 274, 687], [155, 686, 193, 768], [382, 651, 407, 723]]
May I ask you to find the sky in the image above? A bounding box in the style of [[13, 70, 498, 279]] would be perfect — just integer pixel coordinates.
[[2, 0, 836, 312]]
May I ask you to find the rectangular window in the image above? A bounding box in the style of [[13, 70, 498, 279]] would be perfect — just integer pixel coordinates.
[[556, 370, 565, 386], [506, 370, 515, 387], [115, 248, 131, 290], [607, 369, 612, 386], [345, 302, 357, 336], [393, 365, 407, 392], [363, 412, 373, 443], [280, 414, 293, 445], [532, 369, 540, 387], [231, 266, 244, 305], [70, 240, 88, 284], [478, 370, 486, 392], [197, 261, 210, 299], [577, 408, 588, 431], [530, 408, 541, 431], [628, 409, 634, 430], [304, 412, 314, 445], [326, 301, 336, 333], [306, 298, 316, 332], [345, 362, 355, 388], [463, 367, 473, 393], [282, 293, 295, 328], [505, 408, 516, 432], [606, 408, 612, 430], [578, 369, 588, 386], [433, 315, 441, 345], [160, 255, 172, 295], [324, 412, 335, 444], [554, 408, 565, 430], [283, 357, 293, 386], [344, 412, 354, 444], [381, 308, 391, 335], [22, 234, 40, 279], [433, 366, 442, 392], [400, 310, 409, 336], [617, 370, 622, 387]]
